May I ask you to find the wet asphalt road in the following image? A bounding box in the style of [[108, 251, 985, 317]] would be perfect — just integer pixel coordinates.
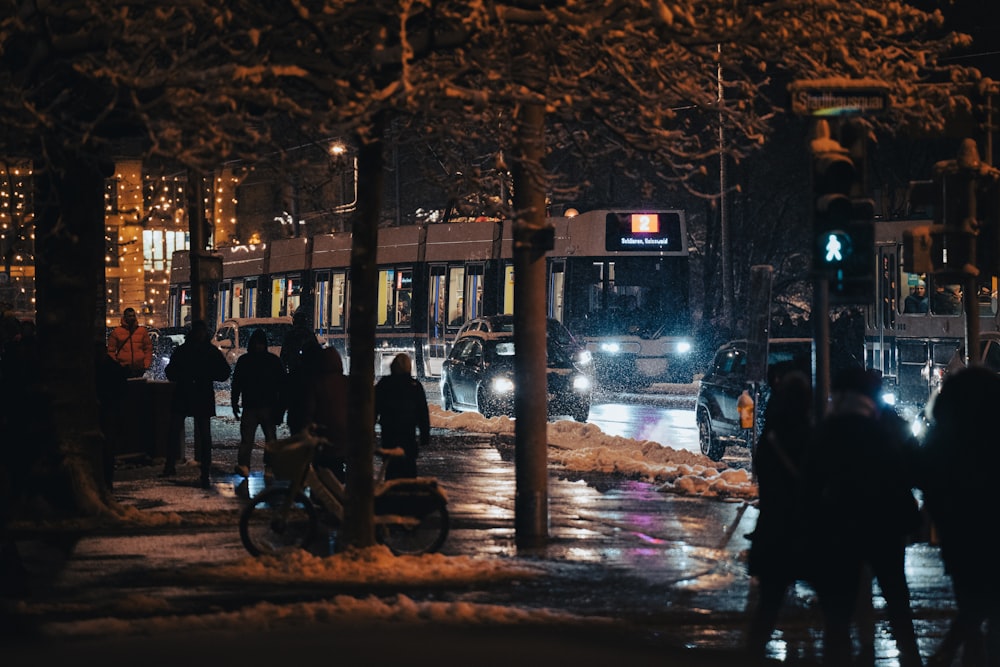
[[4, 393, 959, 666]]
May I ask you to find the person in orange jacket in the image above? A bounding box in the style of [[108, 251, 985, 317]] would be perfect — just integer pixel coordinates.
[[107, 307, 153, 378]]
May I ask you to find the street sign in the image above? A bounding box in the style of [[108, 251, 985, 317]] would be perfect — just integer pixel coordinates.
[[789, 79, 890, 117]]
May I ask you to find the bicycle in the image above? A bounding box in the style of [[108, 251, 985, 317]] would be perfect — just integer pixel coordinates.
[[239, 426, 449, 557]]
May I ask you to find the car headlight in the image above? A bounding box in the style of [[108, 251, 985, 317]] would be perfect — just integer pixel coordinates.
[[600, 342, 621, 354], [576, 350, 593, 366], [675, 340, 692, 354], [491, 376, 515, 394], [573, 374, 592, 392]]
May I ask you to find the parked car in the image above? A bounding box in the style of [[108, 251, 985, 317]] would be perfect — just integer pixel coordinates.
[[695, 338, 813, 461], [211, 317, 294, 366], [454, 315, 593, 372], [440, 330, 592, 422]]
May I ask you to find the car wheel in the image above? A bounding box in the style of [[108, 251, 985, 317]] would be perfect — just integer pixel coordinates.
[[442, 383, 456, 412], [697, 408, 725, 461], [477, 388, 494, 419], [572, 402, 590, 423]]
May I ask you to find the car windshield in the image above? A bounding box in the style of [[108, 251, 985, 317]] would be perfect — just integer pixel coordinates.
[[484, 337, 576, 367], [239, 323, 293, 347]]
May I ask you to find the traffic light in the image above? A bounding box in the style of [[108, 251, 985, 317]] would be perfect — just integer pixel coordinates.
[[810, 120, 875, 304]]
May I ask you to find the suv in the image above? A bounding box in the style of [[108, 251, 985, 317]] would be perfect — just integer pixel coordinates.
[[695, 338, 813, 461], [211, 317, 294, 366], [454, 315, 593, 372]]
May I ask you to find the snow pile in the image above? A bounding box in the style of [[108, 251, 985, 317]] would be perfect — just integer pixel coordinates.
[[429, 405, 757, 500]]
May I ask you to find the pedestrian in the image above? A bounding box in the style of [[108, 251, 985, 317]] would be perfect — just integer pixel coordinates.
[[230, 328, 286, 478], [94, 340, 128, 492], [161, 320, 231, 488], [744, 369, 813, 663], [280, 309, 322, 377], [286, 346, 349, 481], [918, 366, 1000, 667], [803, 367, 923, 667], [107, 307, 153, 378], [374, 353, 429, 480]]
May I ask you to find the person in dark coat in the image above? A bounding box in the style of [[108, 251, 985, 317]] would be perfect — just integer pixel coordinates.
[[918, 366, 1000, 667], [745, 370, 813, 662], [280, 310, 322, 376], [374, 353, 429, 480], [231, 328, 286, 478], [161, 320, 231, 487], [804, 368, 923, 667], [94, 340, 128, 492], [287, 346, 349, 481]]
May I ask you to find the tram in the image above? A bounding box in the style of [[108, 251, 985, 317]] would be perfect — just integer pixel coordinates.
[[868, 217, 1000, 421], [167, 209, 697, 384]]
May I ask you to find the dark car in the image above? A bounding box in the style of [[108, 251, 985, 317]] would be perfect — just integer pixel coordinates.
[[695, 338, 813, 461], [440, 331, 592, 422], [454, 314, 593, 372]]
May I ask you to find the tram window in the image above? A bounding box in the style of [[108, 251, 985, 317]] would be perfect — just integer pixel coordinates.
[[396, 269, 412, 326], [448, 266, 465, 326], [376, 269, 394, 326], [549, 262, 566, 321], [977, 278, 997, 316], [930, 281, 962, 315], [502, 264, 515, 314], [900, 272, 928, 314], [429, 268, 446, 338], [331, 273, 346, 327]]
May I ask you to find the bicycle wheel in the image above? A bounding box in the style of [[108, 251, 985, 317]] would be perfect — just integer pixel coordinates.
[[375, 487, 449, 556], [239, 486, 318, 557]]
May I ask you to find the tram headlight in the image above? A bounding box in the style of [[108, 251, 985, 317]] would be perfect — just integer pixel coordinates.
[[675, 340, 692, 354], [491, 376, 515, 394], [600, 341, 621, 354]]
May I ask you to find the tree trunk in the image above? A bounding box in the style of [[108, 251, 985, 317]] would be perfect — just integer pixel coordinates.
[[343, 118, 385, 548], [511, 101, 550, 547], [31, 154, 112, 517]]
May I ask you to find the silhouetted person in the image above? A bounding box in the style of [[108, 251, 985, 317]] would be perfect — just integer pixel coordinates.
[[745, 370, 813, 663], [280, 310, 323, 462], [287, 346, 348, 481], [374, 353, 429, 480], [231, 328, 286, 478], [162, 321, 230, 488], [280, 310, 321, 377], [107, 307, 153, 378], [804, 368, 923, 667], [918, 366, 1000, 667]]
